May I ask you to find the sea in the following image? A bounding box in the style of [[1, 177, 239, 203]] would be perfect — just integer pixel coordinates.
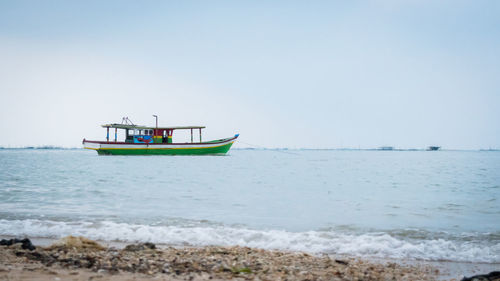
[[1, 148, 499, 266]]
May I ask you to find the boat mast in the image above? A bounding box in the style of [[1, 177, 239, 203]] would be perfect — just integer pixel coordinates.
[[152, 115, 158, 128]]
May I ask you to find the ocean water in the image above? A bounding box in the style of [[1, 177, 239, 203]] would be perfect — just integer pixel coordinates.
[[0, 149, 499, 263]]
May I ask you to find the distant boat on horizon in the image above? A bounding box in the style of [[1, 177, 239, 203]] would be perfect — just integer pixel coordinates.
[[427, 146, 441, 151], [378, 146, 394, 151]]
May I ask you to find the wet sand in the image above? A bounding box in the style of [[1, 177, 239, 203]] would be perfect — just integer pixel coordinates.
[[1, 236, 498, 281]]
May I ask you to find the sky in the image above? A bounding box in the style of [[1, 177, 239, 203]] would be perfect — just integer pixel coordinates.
[[0, 0, 499, 149]]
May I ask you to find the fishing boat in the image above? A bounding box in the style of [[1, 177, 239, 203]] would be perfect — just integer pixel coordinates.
[[83, 117, 238, 155], [427, 146, 441, 151]]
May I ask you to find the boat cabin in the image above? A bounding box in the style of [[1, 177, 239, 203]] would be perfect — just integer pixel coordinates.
[[101, 124, 206, 144]]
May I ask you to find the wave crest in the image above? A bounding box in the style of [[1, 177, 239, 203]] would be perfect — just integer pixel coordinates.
[[0, 219, 498, 263]]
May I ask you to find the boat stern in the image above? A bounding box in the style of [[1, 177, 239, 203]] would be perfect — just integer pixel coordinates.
[[82, 139, 100, 150]]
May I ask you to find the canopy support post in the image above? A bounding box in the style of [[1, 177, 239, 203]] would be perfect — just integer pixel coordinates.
[[191, 129, 193, 143], [167, 130, 173, 144], [106, 127, 109, 142], [114, 128, 117, 142], [199, 128, 202, 142]]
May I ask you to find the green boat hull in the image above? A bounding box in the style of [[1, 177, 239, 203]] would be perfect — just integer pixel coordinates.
[[94, 142, 234, 155]]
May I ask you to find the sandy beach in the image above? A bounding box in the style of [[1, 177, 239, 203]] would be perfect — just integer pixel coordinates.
[[0, 236, 451, 281], [3, 235, 498, 281]]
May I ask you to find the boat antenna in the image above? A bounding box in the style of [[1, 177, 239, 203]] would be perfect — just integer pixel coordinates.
[[152, 115, 158, 128], [121, 117, 135, 125]]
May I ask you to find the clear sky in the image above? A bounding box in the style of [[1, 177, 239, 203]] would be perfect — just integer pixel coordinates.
[[1, 0, 499, 149]]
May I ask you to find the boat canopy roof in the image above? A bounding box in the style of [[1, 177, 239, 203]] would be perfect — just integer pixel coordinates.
[[101, 124, 206, 130]]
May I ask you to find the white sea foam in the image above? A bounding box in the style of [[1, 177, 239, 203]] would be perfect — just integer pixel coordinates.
[[0, 219, 498, 263]]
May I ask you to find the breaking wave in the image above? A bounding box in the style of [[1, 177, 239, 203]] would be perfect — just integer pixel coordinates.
[[0, 219, 499, 263]]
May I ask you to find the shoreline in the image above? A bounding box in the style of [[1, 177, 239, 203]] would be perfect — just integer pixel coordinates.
[[1, 236, 498, 280]]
